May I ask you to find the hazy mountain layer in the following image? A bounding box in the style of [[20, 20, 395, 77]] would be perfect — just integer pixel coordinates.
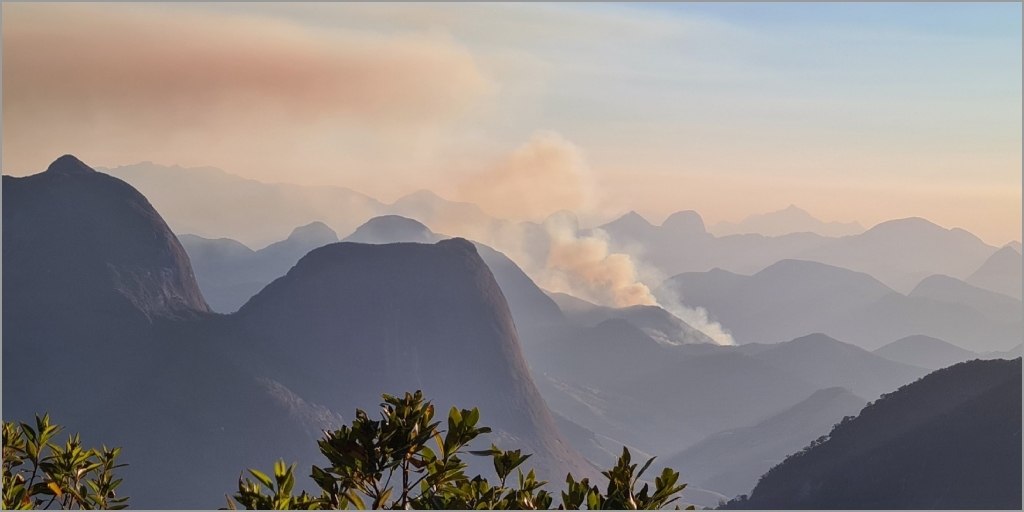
[[665, 259, 1022, 352], [658, 387, 867, 499], [965, 245, 1023, 300], [711, 204, 864, 238]]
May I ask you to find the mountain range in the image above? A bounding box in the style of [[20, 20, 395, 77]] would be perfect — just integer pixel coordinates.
[[6, 156, 1019, 508], [710, 204, 864, 238], [4, 156, 594, 508], [663, 259, 1022, 352]]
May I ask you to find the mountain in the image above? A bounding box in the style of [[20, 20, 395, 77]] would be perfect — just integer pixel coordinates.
[[3, 156, 340, 508], [547, 291, 714, 346], [794, 217, 998, 292], [873, 335, 979, 370], [3, 155, 210, 320], [966, 245, 1022, 300], [179, 222, 339, 312], [600, 212, 996, 295], [664, 260, 891, 345], [387, 189, 498, 236], [659, 387, 867, 499], [232, 239, 594, 481], [343, 214, 440, 244], [1008, 240, 1022, 253], [665, 260, 1022, 352], [101, 162, 384, 248], [526, 320, 818, 455], [340, 215, 566, 330], [981, 343, 1023, 360], [723, 358, 1022, 510], [711, 205, 864, 238], [739, 334, 929, 399], [908, 274, 1021, 324]]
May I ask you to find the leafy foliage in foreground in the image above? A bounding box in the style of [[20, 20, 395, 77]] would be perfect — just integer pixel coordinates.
[[226, 391, 692, 510], [2, 415, 128, 510]]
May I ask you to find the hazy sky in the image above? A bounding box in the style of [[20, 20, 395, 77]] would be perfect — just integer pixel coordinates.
[[3, 2, 1021, 244]]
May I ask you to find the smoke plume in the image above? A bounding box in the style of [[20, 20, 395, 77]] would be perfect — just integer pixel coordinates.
[[457, 131, 595, 222]]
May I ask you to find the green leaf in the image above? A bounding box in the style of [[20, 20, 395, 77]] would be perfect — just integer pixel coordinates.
[[247, 469, 274, 489]]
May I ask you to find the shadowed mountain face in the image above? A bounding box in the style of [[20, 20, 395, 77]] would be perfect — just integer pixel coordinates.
[[723, 358, 1022, 510], [659, 387, 867, 499], [3, 155, 209, 320], [966, 246, 1023, 300], [3, 157, 338, 508], [233, 239, 594, 481]]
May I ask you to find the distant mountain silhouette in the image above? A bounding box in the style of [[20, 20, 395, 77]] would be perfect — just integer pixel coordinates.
[[981, 343, 1023, 360], [723, 358, 1022, 510], [737, 334, 929, 399], [965, 245, 1022, 300], [872, 335, 979, 370], [664, 260, 891, 345], [660, 387, 867, 499], [793, 217, 997, 292], [101, 162, 385, 248], [600, 212, 997, 293], [909, 274, 1021, 324], [179, 222, 339, 312], [1008, 240, 1022, 253], [665, 259, 1022, 352], [711, 205, 864, 238], [233, 239, 594, 481]]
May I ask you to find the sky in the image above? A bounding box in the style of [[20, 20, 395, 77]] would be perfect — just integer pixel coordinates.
[[2, 2, 1021, 245]]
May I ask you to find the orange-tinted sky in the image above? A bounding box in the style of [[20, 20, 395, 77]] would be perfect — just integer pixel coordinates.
[[2, 2, 1020, 245]]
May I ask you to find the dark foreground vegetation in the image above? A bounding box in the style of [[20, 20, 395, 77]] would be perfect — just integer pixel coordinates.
[[3, 391, 693, 510]]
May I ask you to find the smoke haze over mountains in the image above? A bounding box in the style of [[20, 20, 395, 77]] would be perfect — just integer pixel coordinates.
[[3, 2, 1021, 509]]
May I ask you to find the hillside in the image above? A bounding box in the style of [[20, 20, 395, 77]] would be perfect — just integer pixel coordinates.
[[909, 273, 1021, 324], [659, 387, 867, 499], [873, 335, 979, 370], [233, 239, 594, 481], [966, 246, 1023, 300], [722, 358, 1022, 510]]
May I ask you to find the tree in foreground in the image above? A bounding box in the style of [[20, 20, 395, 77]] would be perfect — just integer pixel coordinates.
[[2, 415, 128, 510], [226, 391, 691, 510]]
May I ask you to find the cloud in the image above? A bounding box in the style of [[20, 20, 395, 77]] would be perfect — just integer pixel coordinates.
[[1, 3, 492, 174], [457, 131, 595, 222]]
